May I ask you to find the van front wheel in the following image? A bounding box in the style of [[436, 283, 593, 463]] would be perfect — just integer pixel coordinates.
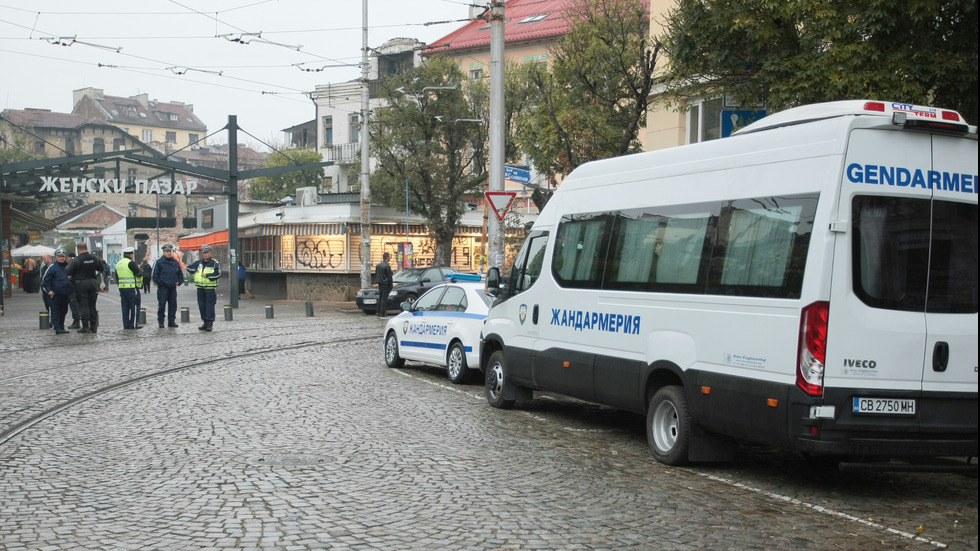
[[647, 385, 690, 466], [485, 350, 515, 409]]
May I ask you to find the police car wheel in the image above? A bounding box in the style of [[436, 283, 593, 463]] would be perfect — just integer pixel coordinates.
[[447, 342, 468, 384], [485, 350, 514, 409], [647, 385, 690, 466], [384, 331, 404, 369]]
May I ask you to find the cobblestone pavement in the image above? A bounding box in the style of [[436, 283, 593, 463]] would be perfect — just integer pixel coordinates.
[[0, 289, 976, 550]]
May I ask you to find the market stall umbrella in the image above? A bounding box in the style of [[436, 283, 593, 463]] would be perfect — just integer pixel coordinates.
[[11, 245, 56, 257]]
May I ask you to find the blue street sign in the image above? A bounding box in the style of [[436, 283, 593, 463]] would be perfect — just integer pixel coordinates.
[[721, 109, 767, 137], [504, 165, 531, 184]]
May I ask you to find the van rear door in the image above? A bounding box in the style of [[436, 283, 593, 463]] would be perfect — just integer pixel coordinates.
[[826, 125, 978, 423], [921, 135, 978, 394]]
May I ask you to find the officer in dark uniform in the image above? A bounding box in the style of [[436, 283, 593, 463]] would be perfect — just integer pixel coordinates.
[[66, 242, 110, 334], [66, 253, 80, 329]]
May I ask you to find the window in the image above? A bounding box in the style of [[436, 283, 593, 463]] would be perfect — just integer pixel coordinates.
[[142, 129, 153, 142], [349, 114, 359, 143], [169, 113, 178, 121], [520, 14, 549, 23], [323, 116, 333, 146], [688, 98, 723, 144], [165, 131, 177, 144], [113, 138, 125, 151], [553, 215, 611, 288], [413, 287, 446, 312], [188, 134, 199, 146], [438, 286, 468, 312], [555, 194, 818, 298], [470, 69, 483, 81], [93, 138, 105, 153], [853, 196, 977, 313], [509, 231, 549, 294]]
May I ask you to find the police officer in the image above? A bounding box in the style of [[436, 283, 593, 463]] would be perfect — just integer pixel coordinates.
[[42, 249, 72, 334], [115, 247, 142, 330], [152, 243, 184, 328], [66, 242, 109, 334], [186, 244, 221, 331]]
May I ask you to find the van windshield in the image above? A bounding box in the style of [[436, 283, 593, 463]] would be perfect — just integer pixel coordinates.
[[852, 196, 978, 313]]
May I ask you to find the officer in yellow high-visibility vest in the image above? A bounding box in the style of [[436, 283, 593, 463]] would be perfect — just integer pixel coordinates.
[[115, 247, 142, 330], [186, 244, 221, 331]]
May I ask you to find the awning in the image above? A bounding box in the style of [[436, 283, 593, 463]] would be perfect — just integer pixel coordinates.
[[179, 230, 229, 251], [240, 223, 346, 237]]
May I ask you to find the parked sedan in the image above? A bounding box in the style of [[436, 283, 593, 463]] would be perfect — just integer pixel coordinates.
[[383, 274, 491, 384], [355, 266, 456, 315]]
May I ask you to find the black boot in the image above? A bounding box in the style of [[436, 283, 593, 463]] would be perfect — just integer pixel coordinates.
[[77, 321, 91, 334], [67, 321, 80, 329], [198, 322, 207, 330], [89, 322, 98, 334], [205, 321, 213, 332]]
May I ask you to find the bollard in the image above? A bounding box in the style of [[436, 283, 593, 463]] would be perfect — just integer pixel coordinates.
[[224, 305, 233, 321], [138, 308, 146, 325], [181, 307, 190, 323], [39, 311, 50, 330], [265, 304, 274, 319], [305, 301, 314, 317]]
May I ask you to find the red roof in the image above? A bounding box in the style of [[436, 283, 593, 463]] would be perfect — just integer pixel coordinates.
[[424, 0, 573, 56]]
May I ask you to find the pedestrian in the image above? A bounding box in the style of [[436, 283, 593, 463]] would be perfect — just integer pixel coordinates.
[[375, 252, 393, 318], [115, 246, 142, 330], [237, 261, 246, 297], [66, 253, 80, 329], [41, 249, 72, 334], [140, 258, 153, 293], [38, 254, 52, 312], [152, 243, 184, 328], [186, 244, 221, 331], [65, 242, 109, 334], [22, 256, 37, 293]]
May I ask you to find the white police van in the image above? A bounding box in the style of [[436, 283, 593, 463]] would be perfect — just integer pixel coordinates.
[[481, 101, 978, 469]]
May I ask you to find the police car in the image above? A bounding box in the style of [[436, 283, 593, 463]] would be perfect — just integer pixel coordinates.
[[383, 273, 491, 384]]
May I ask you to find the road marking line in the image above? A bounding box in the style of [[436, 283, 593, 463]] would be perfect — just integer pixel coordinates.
[[697, 472, 948, 548]]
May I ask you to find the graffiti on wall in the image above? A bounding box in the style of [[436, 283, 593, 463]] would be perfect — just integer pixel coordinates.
[[295, 237, 346, 270]]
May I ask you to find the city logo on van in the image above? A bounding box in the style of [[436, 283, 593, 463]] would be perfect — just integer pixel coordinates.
[[846, 163, 978, 195], [519, 304, 527, 325], [550, 308, 641, 335], [843, 358, 877, 369]]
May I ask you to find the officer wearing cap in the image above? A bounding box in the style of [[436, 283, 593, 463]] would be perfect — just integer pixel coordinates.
[[115, 246, 142, 330], [152, 243, 184, 328], [186, 244, 221, 331], [66, 242, 109, 334], [41, 248, 73, 334]]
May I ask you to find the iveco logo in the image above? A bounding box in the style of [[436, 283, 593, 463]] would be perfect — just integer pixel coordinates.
[[844, 359, 877, 369]]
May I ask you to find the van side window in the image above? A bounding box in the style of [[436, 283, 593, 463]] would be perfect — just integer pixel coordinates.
[[510, 231, 549, 294], [556, 194, 817, 298], [853, 196, 978, 313], [553, 215, 611, 288], [708, 194, 817, 297]]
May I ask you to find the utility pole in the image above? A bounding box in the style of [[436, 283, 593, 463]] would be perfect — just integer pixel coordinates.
[[359, 0, 372, 289], [228, 115, 240, 309], [487, 0, 506, 268]]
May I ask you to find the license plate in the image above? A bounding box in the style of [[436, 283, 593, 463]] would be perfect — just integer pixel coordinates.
[[363, 298, 377, 305], [852, 397, 916, 415]]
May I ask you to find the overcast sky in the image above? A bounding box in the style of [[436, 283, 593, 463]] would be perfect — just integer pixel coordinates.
[[0, 0, 473, 151]]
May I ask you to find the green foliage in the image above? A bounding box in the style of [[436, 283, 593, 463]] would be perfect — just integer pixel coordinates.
[[369, 56, 490, 266], [513, 0, 660, 178], [247, 148, 324, 202], [664, 0, 978, 123]]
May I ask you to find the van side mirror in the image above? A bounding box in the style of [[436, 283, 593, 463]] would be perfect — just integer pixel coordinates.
[[486, 267, 501, 296]]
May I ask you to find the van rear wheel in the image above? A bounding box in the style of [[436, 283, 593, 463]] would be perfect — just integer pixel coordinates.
[[485, 350, 514, 409], [647, 385, 690, 466]]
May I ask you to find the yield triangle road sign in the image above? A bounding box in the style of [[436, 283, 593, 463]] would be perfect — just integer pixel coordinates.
[[485, 191, 517, 222]]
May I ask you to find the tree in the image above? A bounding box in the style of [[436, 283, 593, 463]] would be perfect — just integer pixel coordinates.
[[514, 0, 659, 184], [369, 55, 490, 266], [247, 148, 324, 202], [663, 0, 978, 124]]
